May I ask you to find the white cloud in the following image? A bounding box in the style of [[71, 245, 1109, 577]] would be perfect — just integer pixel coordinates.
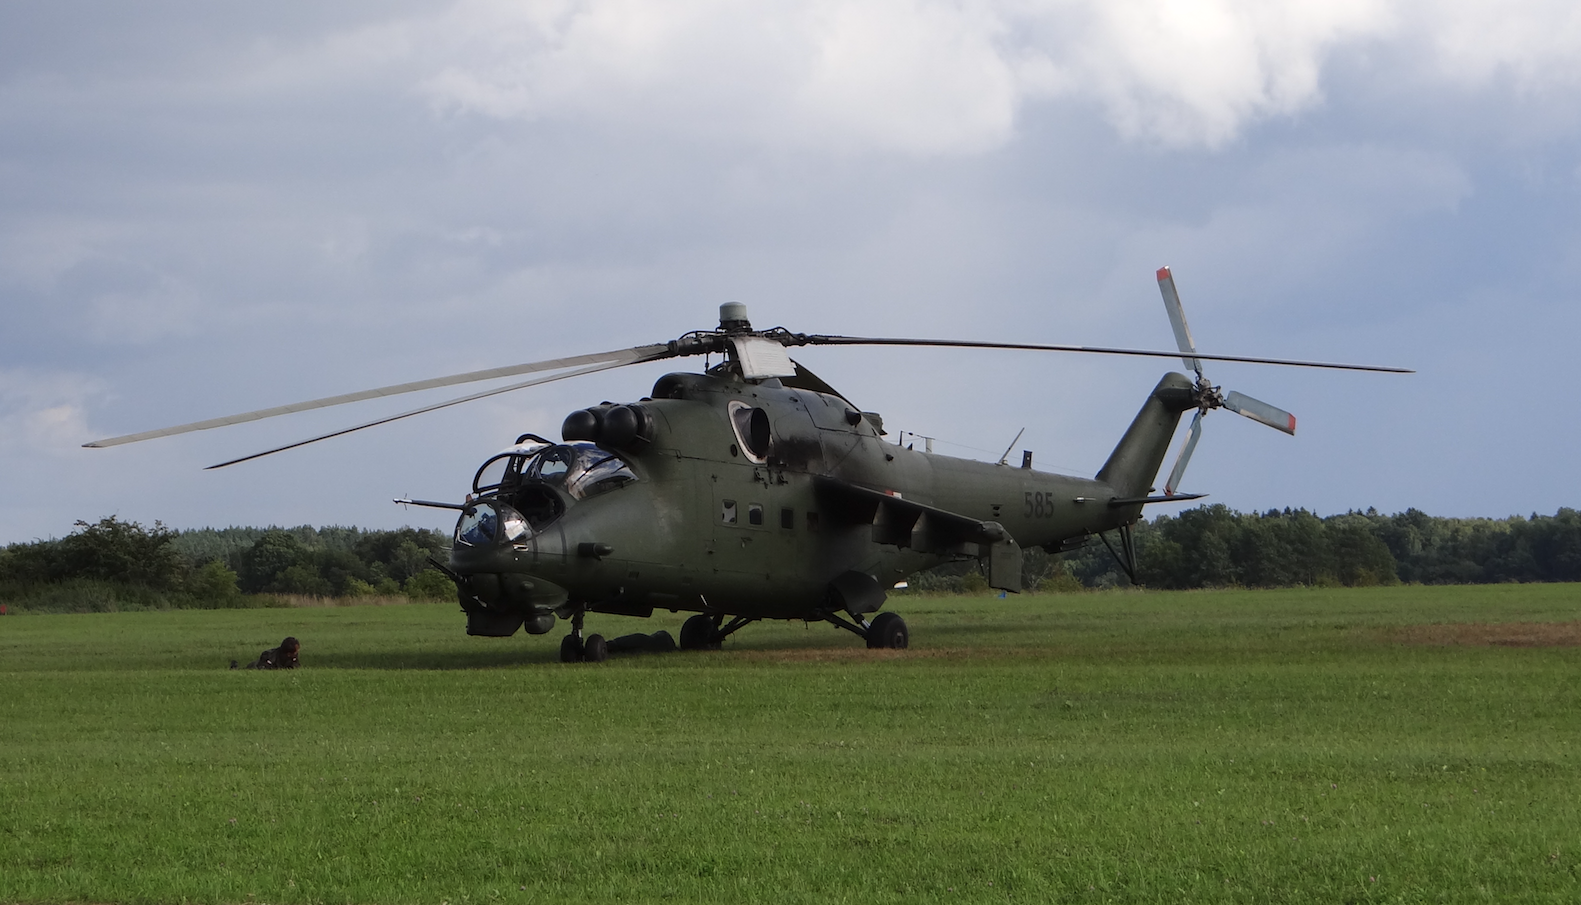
[[1418, 0, 1581, 90], [409, 0, 1391, 152], [1050, 0, 1391, 146], [402, 0, 1581, 152]]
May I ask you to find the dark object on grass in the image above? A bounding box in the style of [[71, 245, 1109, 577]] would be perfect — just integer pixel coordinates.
[[241, 636, 300, 670], [607, 630, 677, 655]]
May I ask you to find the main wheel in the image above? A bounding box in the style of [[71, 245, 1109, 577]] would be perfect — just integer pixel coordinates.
[[559, 634, 584, 663], [680, 614, 721, 651], [583, 633, 608, 663], [866, 612, 909, 650]]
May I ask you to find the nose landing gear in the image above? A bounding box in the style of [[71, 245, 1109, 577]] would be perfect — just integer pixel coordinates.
[[559, 608, 608, 663]]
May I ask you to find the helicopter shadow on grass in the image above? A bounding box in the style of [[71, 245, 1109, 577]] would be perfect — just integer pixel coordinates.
[[310, 647, 560, 670], [310, 639, 842, 669], [310, 641, 691, 670]]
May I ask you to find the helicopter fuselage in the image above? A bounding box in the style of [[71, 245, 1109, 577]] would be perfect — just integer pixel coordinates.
[[448, 367, 1189, 639]]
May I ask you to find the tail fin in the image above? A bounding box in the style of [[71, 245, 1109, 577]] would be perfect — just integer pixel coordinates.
[[1096, 373, 1196, 499]]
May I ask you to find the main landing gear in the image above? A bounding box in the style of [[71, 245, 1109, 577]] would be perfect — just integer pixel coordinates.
[[679, 613, 760, 651], [820, 610, 910, 650]]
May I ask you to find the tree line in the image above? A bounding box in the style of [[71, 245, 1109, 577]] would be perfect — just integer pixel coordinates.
[[1056, 505, 1581, 590], [5, 505, 1580, 612], [0, 517, 453, 612], [905, 505, 1581, 592]]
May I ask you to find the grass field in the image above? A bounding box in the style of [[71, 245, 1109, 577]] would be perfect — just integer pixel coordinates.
[[3, 585, 1580, 904]]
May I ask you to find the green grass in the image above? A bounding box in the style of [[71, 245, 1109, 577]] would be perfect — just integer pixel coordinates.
[[3, 585, 1580, 904]]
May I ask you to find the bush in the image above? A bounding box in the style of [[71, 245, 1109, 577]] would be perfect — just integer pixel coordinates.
[[403, 569, 455, 601], [188, 560, 241, 602], [343, 577, 377, 597]]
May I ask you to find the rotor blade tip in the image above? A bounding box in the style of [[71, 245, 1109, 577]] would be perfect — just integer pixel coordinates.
[[1156, 266, 1171, 281]]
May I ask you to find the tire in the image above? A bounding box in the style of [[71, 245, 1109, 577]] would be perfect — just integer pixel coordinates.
[[583, 633, 608, 663], [680, 614, 720, 651], [559, 634, 583, 663], [866, 612, 908, 650]]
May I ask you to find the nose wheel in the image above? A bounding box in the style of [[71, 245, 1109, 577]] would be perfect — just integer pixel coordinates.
[[559, 608, 608, 663]]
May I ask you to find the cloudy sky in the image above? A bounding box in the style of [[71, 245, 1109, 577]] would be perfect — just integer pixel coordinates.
[[4, 0, 1580, 544]]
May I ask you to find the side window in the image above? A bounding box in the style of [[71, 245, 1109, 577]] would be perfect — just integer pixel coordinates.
[[721, 500, 737, 525], [780, 508, 794, 529], [747, 503, 764, 526]]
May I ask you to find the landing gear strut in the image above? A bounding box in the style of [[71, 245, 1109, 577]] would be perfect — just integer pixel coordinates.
[[679, 613, 760, 651], [1098, 522, 1139, 586], [821, 610, 909, 649], [559, 607, 607, 663]]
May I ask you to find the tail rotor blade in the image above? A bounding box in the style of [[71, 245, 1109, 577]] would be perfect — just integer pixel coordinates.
[[1223, 391, 1296, 435], [1164, 411, 1203, 496], [1156, 266, 1202, 379]]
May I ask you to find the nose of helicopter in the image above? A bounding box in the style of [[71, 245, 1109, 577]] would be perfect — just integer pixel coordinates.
[[449, 500, 570, 636]]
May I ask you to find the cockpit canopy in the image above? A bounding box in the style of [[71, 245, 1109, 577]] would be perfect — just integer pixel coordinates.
[[458, 442, 639, 547], [473, 441, 638, 501]]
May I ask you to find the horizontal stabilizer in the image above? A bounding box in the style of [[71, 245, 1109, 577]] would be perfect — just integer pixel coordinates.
[[1108, 493, 1208, 507]]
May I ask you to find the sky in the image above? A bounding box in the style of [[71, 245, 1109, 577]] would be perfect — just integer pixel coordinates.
[[3, 0, 1580, 545]]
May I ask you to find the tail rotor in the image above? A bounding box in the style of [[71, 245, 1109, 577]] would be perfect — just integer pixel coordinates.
[[1157, 266, 1297, 495]]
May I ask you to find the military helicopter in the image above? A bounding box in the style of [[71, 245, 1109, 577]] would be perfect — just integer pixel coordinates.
[[86, 268, 1408, 662]]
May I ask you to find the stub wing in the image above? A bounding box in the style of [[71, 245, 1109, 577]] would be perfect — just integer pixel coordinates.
[[814, 476, 1006, 549], [813, 476, 1023, 591]]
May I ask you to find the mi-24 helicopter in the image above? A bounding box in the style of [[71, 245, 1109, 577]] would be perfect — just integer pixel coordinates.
[[87, 268, 1408, 662]]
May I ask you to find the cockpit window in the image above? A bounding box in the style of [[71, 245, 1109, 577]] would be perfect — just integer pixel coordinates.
[[472, 443, 543, 495], [570, 452, 636, 498], [473, 455, 514, 495], [524, 443, 637, 500], [527, 446, 575, 483], [455, 501, 528, 547]]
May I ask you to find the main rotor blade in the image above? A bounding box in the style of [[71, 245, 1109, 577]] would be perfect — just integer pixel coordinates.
[[204, 358, 637, 469], [1223, 390, 1297, 435], [1156, 266, 1202, 379], [85, 343, 673, 449], [1165, 410, 1203, 496], [797, 335, 1411, 373]]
